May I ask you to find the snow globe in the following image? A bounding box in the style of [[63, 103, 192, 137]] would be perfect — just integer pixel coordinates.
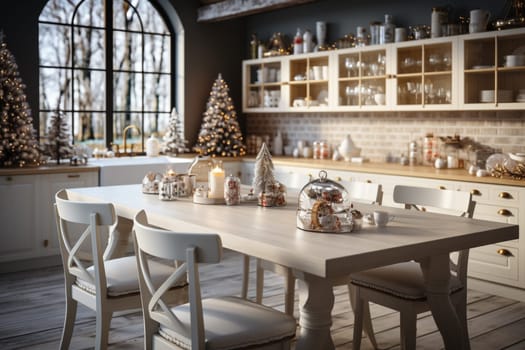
[[296, 170, 354, 233]]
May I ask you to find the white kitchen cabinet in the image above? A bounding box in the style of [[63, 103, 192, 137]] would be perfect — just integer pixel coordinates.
[[243, 27, 525, 113], [459, 27, 525, 109], [0, 169, 98, 268], [0, 174, 38, 260]]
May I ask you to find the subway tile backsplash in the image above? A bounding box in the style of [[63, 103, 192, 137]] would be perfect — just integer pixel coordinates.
[[245, 111, 525, 162]]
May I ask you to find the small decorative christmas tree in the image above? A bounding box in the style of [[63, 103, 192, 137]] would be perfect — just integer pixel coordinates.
[[252, 143, 286, 207], [41, 110, 74, 164], [162, 107, 188, 155], [0, 33, 41, 167], [193, 73, 246, 157]]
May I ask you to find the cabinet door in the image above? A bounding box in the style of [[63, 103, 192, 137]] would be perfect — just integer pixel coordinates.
[[0, 175, 38, 261], [394, 38, 455, 110], [460, 27, 525, 109], [243, 58, 284, 112], [38, 171, 98, 255], [289, 53, 330, 110], [336, 47, 389, 109]]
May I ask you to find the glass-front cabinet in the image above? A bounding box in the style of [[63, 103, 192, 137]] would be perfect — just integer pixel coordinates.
[[242, 27, 525, 113], [394, 39, 455, 109], [288, 53, 330, 109], [336, 47, 388, 109], [242, 57, 284, 111], [461, 28, 525, 109]]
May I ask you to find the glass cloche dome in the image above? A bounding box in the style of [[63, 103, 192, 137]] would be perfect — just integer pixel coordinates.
[[296, 170, 354, 233]]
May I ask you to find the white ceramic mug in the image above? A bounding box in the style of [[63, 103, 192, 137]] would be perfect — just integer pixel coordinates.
[[469, 9, 491, 33], [373, 210, 390, 227], [505, 54, 525, 67]]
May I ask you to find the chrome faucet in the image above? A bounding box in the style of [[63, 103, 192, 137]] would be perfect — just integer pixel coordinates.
[[122, 124, 141, 155]]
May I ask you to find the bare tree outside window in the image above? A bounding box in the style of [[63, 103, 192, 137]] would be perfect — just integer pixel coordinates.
[[39, 0, 173, 154]]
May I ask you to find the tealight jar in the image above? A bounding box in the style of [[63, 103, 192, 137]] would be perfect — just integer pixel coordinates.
[[224, 174, 241, 205], [159, 170, 179, 201]]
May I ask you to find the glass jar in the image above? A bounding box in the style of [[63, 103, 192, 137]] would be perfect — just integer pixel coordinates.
[[224, 174, 241, 205]]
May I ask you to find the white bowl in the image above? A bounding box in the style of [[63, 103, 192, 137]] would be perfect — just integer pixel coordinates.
[[509, 152, 525, 163]]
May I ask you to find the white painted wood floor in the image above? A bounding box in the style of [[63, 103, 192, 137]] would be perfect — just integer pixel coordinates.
[[1, 249, 525, 350]]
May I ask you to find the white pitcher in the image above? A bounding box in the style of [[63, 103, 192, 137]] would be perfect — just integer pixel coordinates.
[[338, 134, 360, 161]]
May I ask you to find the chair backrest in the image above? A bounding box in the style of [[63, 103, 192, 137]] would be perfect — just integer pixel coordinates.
[[54, 189, 117, 293], [133, 209, 222, 348], [393, 184, 475, 218], [346, 181, 383, 205], [392, 184, 476, 283]]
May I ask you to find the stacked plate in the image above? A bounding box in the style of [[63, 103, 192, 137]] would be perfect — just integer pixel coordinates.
[[479, 90, 513, 103]]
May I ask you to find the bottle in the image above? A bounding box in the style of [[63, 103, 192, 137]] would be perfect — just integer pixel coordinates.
[[146, 133, 160, 157], [250, 33, 258, 59], [431, 7, 448, 38], [303, 29, 313, 53], [380, 14, 394, 44], [272, 131, 283, 156], [293, 28, 303, 55]]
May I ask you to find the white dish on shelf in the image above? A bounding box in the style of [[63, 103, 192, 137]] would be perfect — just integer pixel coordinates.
[[317, 90, 328, 104], [472, 65, 493, 69]]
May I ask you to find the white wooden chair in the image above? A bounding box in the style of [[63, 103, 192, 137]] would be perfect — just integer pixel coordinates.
[[351, 184, 475, 350], [133, 209, 297, 350], [54, 189, 186, 350], [241, 181, 383, 320]]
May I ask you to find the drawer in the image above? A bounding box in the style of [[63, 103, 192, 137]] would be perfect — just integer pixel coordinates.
[[462, 183, 520, 205], [468, 244, 519, 286], [473, 203, 519, 226]]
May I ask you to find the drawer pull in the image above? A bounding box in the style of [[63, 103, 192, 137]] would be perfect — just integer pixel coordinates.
[[335, 176, 342, 181], [497, 209, 512, 217], [497, 248, 512, 257], [67, 174, 81, 178], [6, 176, 13, 181], [498, 192, 512, 199], [439, 186, 446, 190], [366, 179, 372, 183], [470, 189, 481, 196]]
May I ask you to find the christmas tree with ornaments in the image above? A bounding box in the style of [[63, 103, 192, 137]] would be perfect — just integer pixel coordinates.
[[193, 73, 246, 157], [0, 33, 41, 167]]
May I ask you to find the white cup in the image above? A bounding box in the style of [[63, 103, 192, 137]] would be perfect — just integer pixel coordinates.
[[469, 9, 490, 33], [373, 210, 390, 227], [312, 66, 323, 80], [505, 54, 525, 67]]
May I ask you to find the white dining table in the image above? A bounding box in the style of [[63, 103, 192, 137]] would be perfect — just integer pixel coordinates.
[[66, 184, 519, 350]]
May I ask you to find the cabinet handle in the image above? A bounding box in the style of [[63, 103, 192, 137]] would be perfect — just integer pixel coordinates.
[[497, 209, 512, 217], [498, 192, 512, 199], [497, 248, 512, 257], [67, 174, 80, 178], [335, 176, 342, 181], [439, 185, 446, 190], [366, 179, 372, 183], [43, 239, 49, 247], [470, 189, 481, 196], [6, 176, 13, 181]]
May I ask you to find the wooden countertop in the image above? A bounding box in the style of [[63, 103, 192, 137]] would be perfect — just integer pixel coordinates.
[[244, 156, 525, 188]]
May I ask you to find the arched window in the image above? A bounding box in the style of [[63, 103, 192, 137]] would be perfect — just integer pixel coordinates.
[[38, 0, 183, 154]]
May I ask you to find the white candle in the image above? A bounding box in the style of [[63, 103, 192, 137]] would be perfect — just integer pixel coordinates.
[[208, 165, 225, 199]]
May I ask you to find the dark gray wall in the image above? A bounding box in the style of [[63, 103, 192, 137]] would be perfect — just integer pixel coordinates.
[[0, 0, 244, 146], [242, 0, 506, 58]]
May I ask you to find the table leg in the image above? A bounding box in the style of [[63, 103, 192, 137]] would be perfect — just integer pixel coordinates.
[[294, 272, 335, 350], [418, 254, 470, 350]]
